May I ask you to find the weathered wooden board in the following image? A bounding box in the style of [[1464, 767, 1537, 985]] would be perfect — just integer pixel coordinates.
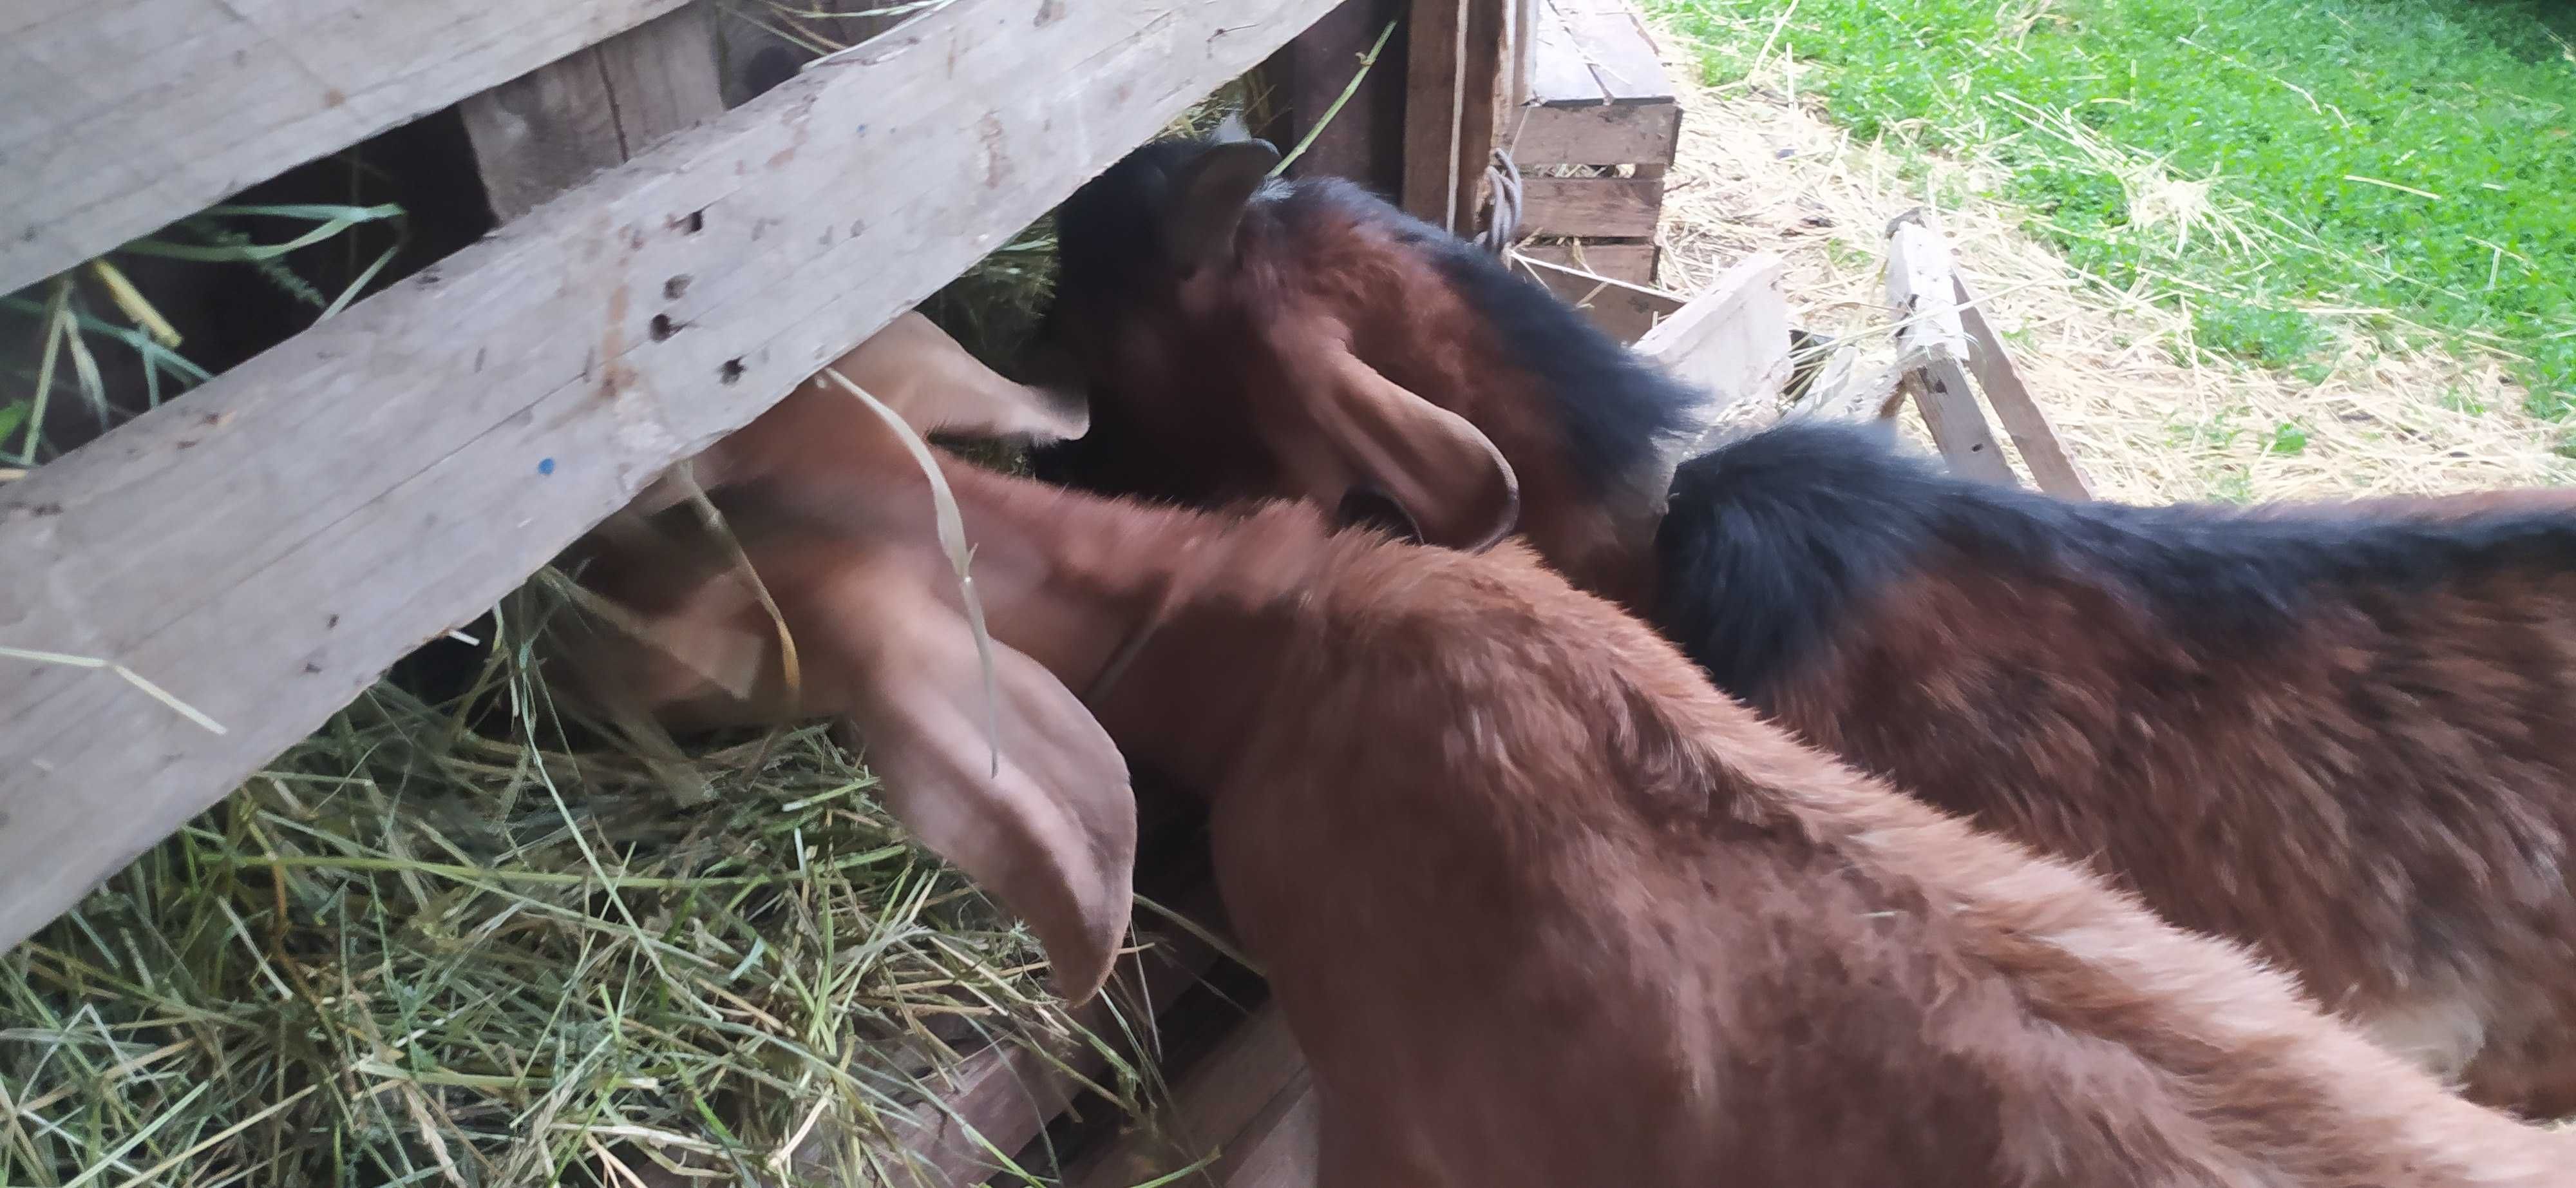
[[1225, 1086, 1323, 1188], [1885, 211, 2015, 486], [1508, 252, 1682, 343], [1519, 175, 1662, 238], [1400, 0, 1506, 232], [1068, 1004, 1307, 1188], [0, 0, 693, 296], [1511, 101, 1680, 168], [0, 0, 1346, 957], [461, 3, 730, 221], [1634, 253, 1791, 432], [1953, 274, 2091, 499], [1515, 240, 1657, 287], [1268, 0, 1409, 195], [1549, 0, 1668, 103], [860, 874, 1233, 1188]]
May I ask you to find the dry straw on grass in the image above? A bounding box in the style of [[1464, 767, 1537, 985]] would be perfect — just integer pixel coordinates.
[[1642, 15, 2576, 504]]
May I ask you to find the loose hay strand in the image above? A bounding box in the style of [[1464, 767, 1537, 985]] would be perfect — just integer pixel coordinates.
[[821, 365, 1006, 780]]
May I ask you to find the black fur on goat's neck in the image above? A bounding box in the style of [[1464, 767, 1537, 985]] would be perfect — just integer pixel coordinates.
[[1658, 416, 2576, 705], [1038, 136, 1701, 506]]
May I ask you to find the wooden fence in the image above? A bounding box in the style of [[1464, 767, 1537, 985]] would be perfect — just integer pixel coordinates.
[[0, 1, 1841, 1182]]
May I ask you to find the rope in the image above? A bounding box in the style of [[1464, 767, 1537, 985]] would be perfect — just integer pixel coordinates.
[[1473, 146, 1524, 256]]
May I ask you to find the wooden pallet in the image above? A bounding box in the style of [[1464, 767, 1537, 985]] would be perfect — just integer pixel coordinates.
[[1505, 0, 1680, 286]]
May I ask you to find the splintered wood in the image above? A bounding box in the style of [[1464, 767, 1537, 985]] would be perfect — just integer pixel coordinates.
[[1879, 208, 2090, 498]]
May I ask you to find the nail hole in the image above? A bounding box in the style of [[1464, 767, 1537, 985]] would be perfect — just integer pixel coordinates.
[[683, 209, 706, 234], [663, 274, 692, 299], [650, 314, 677, 341], [719, 358, 745, 384]]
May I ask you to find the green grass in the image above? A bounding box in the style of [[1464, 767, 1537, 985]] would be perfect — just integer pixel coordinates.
[[1651, 0, 2576, 407]]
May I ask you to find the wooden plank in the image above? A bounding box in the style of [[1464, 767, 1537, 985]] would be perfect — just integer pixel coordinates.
[[1068, 1005, 1307, 1188], [0, 0, 1346, 959], [860, 874, 1232, 1187], [1954, 274, 2092, 499], [1508, 252, 1681, 344], [1634, 252, 1790, 432], [1509, 0, 1539, 115], [1524, 0, 1600, 106], [1399, 0, 1506, 232], [1519, 175, 1661, 238], [1510, 100, 1679, 167], [1225, 1081, 1323, 1188], [0, 0, 694, 297], [1514, 240, 1656, 286], [1270, 0, 1408, 195], [1884, 210, 2016, 486], [462, 1, 728, 221], [1555, 0, 1671, 104]]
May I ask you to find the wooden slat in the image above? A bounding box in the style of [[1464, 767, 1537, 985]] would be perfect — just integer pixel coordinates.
[[1634, 253, 1790, 436], [1399, 0, 1506, 232], [1519, 175, 1662, 238], [462, 4, 730, 222], [1270, 0, 1408, 195], [0, 0, 1345, 957], [1884, 210, 2016, 486], [0, 0, 693, 296], [858, 874, 1233, 1187], [1514, 240, 1656, 286], [1217, 1075, 1322, 1187], [1524, 0, 1601, 106], [1953, 274, 2091, 499], [1553, 0, 1670, 104], [1068, 1005, 1307, 1188], [1510, 100, 1679, 167], [1507, 252, 1682, 344]]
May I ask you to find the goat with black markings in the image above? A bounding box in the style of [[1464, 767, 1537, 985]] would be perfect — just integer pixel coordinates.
[[1034, 134, 2576, 1116]]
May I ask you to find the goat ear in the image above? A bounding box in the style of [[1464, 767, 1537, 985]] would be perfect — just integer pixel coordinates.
[[835, 311, 1091, 444], [838, 586, 1138, 1005], [1289, 344, 1522, 552], [1168, 139, 1281, 274]]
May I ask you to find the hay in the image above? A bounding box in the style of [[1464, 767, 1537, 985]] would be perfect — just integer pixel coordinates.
[[4, 71, 1260, 1187], [1644, 15, 2576, 504], [0, 580, 1156, 1187]]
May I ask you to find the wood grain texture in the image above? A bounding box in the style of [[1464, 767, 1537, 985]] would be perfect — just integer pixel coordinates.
[[1953, 274, 2091, 499], [1513, 240, 1656, 286], [1634, 252, 1790, 438], [1551, 0, 1669, 102], [1885, 211, 2016, 486], [1400, 0, 1505, 231], [1519, 175, 1662, 238], [1068, 1005, 1307, 1188], [1224, 1082, 1322, 1188], [1269, 0, 1408, 195], [0, 0, 1343, 957], [1510, 99, 1679, 167], [0, 0, 692, 295], [462, 1, 728, 220], [1508, 251, 1681, 343]]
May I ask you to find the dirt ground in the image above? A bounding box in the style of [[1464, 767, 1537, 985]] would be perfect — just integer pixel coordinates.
[[1640, 21, 2575, 505]]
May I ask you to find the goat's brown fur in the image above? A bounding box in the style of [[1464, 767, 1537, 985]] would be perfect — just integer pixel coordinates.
[[588, 399, 2576, 1183], [1043, 139, 2576, 1117]]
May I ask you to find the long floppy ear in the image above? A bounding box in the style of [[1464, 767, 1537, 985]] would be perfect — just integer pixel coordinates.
[[1168, 139, 1282, 275], [831, 582, 1137, 1005], [838, 311, 1090, 444], [1271, 341, 1521, 552]]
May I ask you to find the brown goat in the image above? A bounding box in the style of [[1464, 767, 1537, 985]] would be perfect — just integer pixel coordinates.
[[572, 385, 2576, 1185], [1036, 136, 2576, 1116]]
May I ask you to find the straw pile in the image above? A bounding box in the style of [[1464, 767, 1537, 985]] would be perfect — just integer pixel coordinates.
[[1641, 15, 2576, 504]]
